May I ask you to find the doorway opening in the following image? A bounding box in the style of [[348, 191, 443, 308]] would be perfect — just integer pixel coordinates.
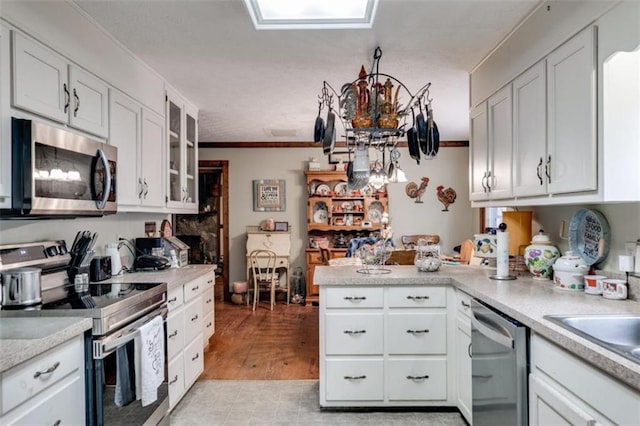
[[173, 160, 230, 301]]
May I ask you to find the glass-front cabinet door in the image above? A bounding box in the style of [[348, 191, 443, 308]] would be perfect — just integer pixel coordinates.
[[166, 87, 198, 212]]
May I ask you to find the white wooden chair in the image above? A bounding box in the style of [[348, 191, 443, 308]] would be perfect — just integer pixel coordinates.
[[249, 249, 279, 311]]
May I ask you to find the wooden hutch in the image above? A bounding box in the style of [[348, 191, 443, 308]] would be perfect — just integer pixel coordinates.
[[305, 171, 388, 305]]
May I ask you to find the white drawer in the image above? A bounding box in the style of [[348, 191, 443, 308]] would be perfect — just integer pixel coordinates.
[[184, 336, 204, 387], [387, 358, 448, 401], [325, 359, 384, 401], [202, 274, 215, 290], [166, 309, 185, 360], [325, 287, 383, 309], [388, 286, 446, 308], [456, 290, 472, 317], [325, 313, 383, 355], [246, 233, 291, 256], [202, 286, 214, 314], [166, 285, 184, 311], [183, 297, 203, 344], [387, 313, 447, 355], [184, 277, 204, 302], [1, 335, 83, 414], [1, 372, 85, 425], [203, 311, 214, 345], [168, 353, 185, 408]]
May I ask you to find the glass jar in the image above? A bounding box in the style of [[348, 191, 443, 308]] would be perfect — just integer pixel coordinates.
[[415, 241, 441, 272]]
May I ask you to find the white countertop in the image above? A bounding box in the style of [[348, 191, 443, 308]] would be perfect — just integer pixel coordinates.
[[0, 317, 92, 373], [0, 264, 215, 373], [315, 264, 640, 392]]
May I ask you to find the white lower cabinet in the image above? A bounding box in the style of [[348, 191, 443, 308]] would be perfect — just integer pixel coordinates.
[[455, 290, 472, 424], [0, 335, 85, 425], [166, 274, 214, 411], [529, 333, 640, 426], [320, 285, 455, 407]]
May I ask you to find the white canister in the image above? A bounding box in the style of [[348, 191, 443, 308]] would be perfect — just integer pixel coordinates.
[[552, 251, 589, 291], [523, 230, 560, 280], [105, 243, 122, 276]]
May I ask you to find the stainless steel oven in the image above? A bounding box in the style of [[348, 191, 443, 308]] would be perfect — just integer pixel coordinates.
[[3, 118, 117, 218], [0, 241, 169, 426], [471, 298, 528, 426]]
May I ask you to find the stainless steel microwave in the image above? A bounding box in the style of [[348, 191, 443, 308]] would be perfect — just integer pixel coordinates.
[[2, 118, 117, 218]]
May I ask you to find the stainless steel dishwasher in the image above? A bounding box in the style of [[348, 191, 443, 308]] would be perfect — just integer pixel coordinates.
[[471, 299, 528, 426]]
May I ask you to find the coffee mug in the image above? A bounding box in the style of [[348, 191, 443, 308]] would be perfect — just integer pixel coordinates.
[[584, 275, 607, 295], [602, 278, 628, 300]]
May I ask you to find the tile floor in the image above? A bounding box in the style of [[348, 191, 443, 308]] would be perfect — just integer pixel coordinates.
[[170, 380, 467, 425]]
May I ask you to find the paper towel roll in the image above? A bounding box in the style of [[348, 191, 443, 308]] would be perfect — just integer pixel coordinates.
[[496, 232, 510, 277]]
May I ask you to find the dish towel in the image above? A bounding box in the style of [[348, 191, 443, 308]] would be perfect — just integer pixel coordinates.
[[135, 315, 165, 407], [114, 340, 136, 407]]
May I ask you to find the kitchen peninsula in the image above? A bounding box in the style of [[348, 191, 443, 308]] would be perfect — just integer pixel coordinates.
[[315, 265, 640, 424]]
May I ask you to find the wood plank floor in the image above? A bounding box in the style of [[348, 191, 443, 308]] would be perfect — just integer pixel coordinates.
[[201, 282, 319, 380]]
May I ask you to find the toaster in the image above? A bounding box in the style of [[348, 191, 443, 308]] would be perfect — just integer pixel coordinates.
[[90, 256, 111, 282]]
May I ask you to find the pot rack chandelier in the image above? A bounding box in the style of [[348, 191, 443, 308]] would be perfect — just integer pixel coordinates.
[[315, 47, 439, 188]]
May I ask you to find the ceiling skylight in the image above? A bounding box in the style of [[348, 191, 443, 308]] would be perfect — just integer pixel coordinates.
[[244, 0, 379, 30]]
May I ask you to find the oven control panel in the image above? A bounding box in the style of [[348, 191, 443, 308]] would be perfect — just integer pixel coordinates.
[[0, 240, 70, 271]]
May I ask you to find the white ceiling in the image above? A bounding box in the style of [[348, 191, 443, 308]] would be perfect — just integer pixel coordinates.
[[73, 0, 540, 143]]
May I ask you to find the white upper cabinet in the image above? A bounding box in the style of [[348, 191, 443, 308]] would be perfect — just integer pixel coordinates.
[[12, 31, 108, 138], [470, 85, 513, 201], [166, 87, 198, 212], [0, 27, 10, 207], [513, 61, 547, 197], [546, 26, 597, 195], [109, 89, 166, 210]]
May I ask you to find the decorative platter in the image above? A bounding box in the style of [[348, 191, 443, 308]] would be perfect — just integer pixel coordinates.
[[312, 201, 328, 223], [334, 182, 348, 197], [568, 208, 610, 265], [316, 184, 331, 196], [367, 201, 384, 223]]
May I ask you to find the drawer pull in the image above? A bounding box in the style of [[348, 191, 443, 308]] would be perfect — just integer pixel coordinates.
[[407, 295, 430, 300], [343, 330, 366, 335], [169, 330, 178, 339], [406, 329, 429, 334], [53, 420, 61, 426], [468, 343, 472, 358], [206, 298, 212, 304], [192, 285, 199, 291], [168, 296, 178, 303], [344, 375, 366, 381], [169, 375, 179, 385], [461, 300, 470, 308], [406, 375, 429, 381], [206, 322, 212, 327], [343, 296, 366, 301], [473, 374, 493, 380], [34, 361, 60, 378], [192, 353, 199, 361], [191, 314, 199, 321]]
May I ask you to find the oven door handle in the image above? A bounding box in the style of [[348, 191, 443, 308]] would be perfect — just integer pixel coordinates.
[[471, 310, 514, 349], [95, 148, 112, 210], [95, 305, 168, 359]]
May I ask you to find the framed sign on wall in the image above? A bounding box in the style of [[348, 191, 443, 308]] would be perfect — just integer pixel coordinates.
[[253, 179, 286, 211]]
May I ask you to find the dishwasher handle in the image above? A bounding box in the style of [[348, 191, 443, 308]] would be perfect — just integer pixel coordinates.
[[471, 310, 514, 349]]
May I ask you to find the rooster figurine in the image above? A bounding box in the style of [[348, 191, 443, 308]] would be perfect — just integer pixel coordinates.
[[405, 177, 429, 203], [436, 185, 457, 211]]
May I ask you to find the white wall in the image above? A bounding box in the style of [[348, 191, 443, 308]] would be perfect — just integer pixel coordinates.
[[0, 213, 170, 269], [528, 202, 640, 273], [199, 146, 473, 286]]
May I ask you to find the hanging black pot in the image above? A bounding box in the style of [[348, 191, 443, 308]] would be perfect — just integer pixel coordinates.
[[323, 111, 335, 155], [407, 108, 420, 164], [314, 104, 324, 143], [426, 104, 440, 157], [416, 99, 427, 154]]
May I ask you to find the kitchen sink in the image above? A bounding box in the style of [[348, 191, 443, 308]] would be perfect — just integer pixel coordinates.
[[544, 314, 640, 364]]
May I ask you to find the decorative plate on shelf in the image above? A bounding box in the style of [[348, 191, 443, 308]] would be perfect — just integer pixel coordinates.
[[312, 201, 329, 223], [341, 201, 354, 212], [316, 184, 331, 196], [334, 182, 348, 197], [367, 201, 384, 223], [361, 185, 373, 197]]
